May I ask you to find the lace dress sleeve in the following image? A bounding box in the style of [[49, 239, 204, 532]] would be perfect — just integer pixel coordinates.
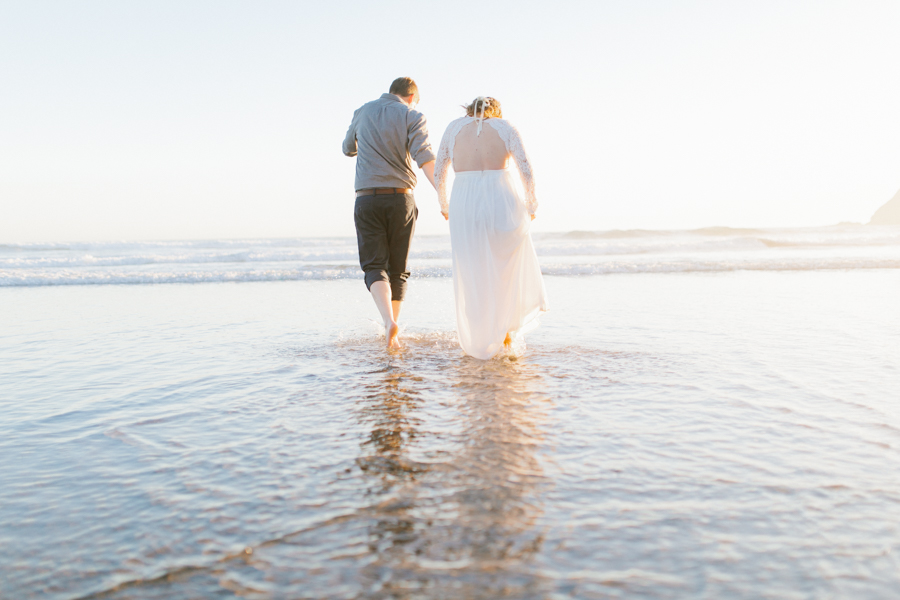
[[434, 118, 458, 214], [433, 131, 452, 215], [434, 117, 472, 215], [489, 120, 538, 215]]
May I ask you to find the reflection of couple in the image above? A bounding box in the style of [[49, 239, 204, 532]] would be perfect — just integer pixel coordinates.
[[343, 77, 548, 359], [352, 354, 550, 594]]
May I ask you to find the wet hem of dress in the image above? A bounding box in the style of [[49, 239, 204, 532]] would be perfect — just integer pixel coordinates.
[[469, 303, 548, 361]]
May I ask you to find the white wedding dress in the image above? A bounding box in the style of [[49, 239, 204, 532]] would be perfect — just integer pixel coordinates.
[[434, 116, 548, 359]]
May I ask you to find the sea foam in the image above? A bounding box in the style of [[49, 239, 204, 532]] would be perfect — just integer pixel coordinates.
[[1, 225, 898, 287]]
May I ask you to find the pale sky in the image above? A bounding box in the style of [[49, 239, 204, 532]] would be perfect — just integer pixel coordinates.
[[1, 0, 899, 243]]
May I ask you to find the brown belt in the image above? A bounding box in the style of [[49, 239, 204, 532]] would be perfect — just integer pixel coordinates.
[[356, 187, 412, 197]]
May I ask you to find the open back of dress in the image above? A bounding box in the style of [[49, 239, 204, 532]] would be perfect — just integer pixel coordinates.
[[434, 117, 549, 359]]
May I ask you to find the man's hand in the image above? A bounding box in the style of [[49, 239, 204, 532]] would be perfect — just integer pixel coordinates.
[[531, 213, 536, 221], [441, 210, 449, 221]]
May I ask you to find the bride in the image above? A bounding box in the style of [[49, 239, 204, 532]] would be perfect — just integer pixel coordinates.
[[434, 97, 548, 359]]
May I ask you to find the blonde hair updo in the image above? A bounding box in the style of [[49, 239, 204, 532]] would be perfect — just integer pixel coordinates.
[[463, 96, 502, 119]]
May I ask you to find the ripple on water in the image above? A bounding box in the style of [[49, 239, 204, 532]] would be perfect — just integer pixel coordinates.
[[3, 272, 900, 599]]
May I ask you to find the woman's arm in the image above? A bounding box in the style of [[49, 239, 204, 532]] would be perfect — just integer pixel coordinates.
[[490, 120, 537, 216], [433, 124, 456, 219], [506, 123, 538, 216]]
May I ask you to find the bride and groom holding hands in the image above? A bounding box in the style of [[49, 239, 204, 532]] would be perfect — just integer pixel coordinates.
[[342, 77, 548, 360]]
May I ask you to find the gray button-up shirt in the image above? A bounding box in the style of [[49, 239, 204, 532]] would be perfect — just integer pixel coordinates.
[[342, 93, 436, 191]]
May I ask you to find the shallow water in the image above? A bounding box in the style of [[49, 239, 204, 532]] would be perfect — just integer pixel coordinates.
[[2, 268, 900, 599]]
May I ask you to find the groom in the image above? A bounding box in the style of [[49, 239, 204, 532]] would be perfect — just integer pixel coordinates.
[[342, 77, 437, 349]]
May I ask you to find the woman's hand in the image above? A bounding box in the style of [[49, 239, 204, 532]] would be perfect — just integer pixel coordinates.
[[442, 210, 449, 221], [531, 213, 536, 221]]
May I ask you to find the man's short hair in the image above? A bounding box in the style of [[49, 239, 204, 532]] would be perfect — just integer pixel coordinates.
[[389, 77, 419, 99]]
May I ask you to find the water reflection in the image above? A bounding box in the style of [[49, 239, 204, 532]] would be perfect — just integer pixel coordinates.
[[352, 345, 553, 597], [441, 356, 550, 565], [356, 365, 428, 495], [84, 337, 556, 599], [355, 363, 430, 561]]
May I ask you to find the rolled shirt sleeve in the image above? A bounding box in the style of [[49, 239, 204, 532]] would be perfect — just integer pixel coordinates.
[[407, 110, 436, 168], [342, 109, 360, 157]]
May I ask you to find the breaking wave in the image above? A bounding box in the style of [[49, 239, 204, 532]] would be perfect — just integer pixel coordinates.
[[2, 225, 898, 287]]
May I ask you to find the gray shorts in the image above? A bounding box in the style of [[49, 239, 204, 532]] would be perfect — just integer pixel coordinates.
[[353, 192, 417, 301]]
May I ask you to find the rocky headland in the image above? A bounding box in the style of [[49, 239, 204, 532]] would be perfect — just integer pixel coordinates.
[[870, 189, 900, 225]]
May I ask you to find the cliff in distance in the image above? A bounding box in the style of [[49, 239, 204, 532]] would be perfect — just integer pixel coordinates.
[[870, 189, 900, 225]]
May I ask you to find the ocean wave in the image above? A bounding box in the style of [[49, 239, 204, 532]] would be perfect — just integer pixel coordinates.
[[5, 233, 900, 269], [0, 238, 358, 255], [691, 226, 767, 236], [535, 237, 775, 256], [0, 266, 367, 287], [560, 229, 663, 239], [2, 226, 898, 286], [3, 257, 899, 287], [554, 225, 793, 239], [0, 250, 366, 269], [539, 258, 900, 275]]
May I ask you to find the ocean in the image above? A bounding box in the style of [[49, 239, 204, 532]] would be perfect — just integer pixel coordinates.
[[2, 225, 899, 599], [3, 225, 900, 287]]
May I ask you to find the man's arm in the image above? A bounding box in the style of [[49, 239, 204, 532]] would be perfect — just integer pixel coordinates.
[[407, 111, 436, 178], [342, 110, 359, 157], [420, 160, 436, 191]]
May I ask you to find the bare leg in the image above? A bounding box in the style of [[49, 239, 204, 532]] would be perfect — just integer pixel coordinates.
[[392, 300, 402, 323], [370, 281, 400, 349]]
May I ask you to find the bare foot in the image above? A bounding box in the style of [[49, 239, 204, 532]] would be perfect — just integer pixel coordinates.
[[386, 322, 401, 349], [503, 332, 512, 347]]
